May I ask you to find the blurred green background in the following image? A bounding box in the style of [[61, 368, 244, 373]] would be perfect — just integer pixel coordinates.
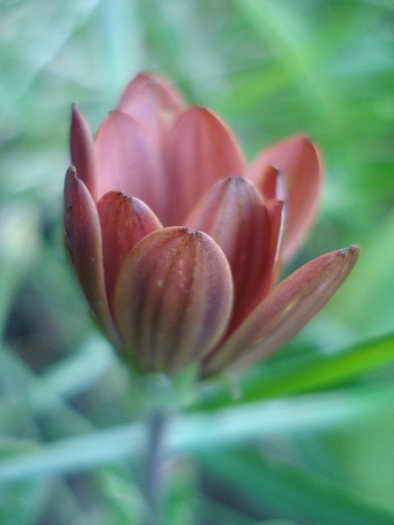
[[0, 1, 393, 524]]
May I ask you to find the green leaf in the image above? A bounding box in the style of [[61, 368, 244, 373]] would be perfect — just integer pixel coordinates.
[[197, 448, 394, 525], [193, 333, 394, 411], [0, 438, 50, 525], [0, 385, 392, 484], [95, 469, 145, 525]]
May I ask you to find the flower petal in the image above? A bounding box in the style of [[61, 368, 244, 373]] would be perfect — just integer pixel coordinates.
[[70, 104, 97, 200], [165, 107, 246, 225], [248, 135, 322, 261], [118, 73, 185, 146], [186, 177, 283, 335], [203, 245, 360, 375], [94, 110, 168, 221], [265, 197, 286, 285], [64, 167, 118, 341], [97, 192, 162, 314], [114, 227, 234, 374]]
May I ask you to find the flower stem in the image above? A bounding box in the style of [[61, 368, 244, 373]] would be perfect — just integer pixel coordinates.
[[144, 408, 169, 525]]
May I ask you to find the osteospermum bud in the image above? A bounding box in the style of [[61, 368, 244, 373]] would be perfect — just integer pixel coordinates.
[[65, 72, 359, 376]]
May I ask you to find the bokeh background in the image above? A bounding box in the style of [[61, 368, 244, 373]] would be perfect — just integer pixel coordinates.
[[0, 1, 393, 524]]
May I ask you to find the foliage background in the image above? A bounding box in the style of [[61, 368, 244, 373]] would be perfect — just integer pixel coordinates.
[[0, 0, 393, 524]]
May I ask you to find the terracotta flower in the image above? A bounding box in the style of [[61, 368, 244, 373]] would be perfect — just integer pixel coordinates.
[[64, 73, 359, 376]]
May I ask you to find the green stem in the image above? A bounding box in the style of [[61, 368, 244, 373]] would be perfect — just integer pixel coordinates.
[[144, 408, 169, 525]]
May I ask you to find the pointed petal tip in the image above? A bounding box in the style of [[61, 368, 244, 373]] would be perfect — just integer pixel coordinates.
[[248, 133, 323, 262], [66, 164, 77, 176], [338, 244, 360, 264], [97, 191, 162, 314], [203, 242, 360, 375], [341, 244, 360, 255], [165, 106, 245, 224], [69, 104, 97, 199], [64, 165, 77, 199]]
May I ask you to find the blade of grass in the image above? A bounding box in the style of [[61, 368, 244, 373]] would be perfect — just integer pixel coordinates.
[[192, 333, 394, 411], [0, 384, 392, 484], [197, 448, 394, 525]]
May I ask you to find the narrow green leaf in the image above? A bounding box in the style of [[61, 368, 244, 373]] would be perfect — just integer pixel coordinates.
[[193, 333, 394, 411], [0, 385, 391, 484], [197, 448, 394, 525], [0, 439, 50, 525]]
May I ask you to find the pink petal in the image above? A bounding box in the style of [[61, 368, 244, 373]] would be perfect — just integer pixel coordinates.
[[118, 73, 185, 146], [64, 167, 119, 341], [97, 192, 162, 314], [164, 107, 246, 225], [248, 135, 322, 261], [114, 227, 234, 374], [203, 245, 360, 375], [94, 110, 168, 222], [70, 104, 97, 200], [265, 197, 286, 287], [186, 177, 284, 335]]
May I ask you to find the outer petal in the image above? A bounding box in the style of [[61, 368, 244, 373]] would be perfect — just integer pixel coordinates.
[[186, 177, 283, 335], [164, 107, 246, 225], [114, 227, 234, 374], [70, 104, 97, 200], [248, 135, 322, 261], [97, 192, 162, 313], [94, 111, 168, 222], [118, 73, 185, 146], [64, 167, 118, 341], [203, 245, 360, 375]]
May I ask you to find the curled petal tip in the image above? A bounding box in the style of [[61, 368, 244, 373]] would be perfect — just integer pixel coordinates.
[[248, 134, 322, 261]]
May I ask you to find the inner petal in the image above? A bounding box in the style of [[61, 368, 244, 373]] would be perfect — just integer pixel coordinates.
[[186, 177, 283, 335], [118, 73, 185, 147], [164, 107, 246, 226], [94, 110, 169, 223]]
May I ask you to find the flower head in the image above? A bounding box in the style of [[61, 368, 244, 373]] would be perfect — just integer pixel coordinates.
[[65, 73, 359, 376]]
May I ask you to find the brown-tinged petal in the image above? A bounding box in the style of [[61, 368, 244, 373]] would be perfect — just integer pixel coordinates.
[[265, 197, 286, 286], [94, 110, 168, 222], [203, 245, 360, 375], [165, 107, 246, 225], [114, 227, 234, 374], [118, 73, 185, 146], [97, 191, 162, 313], [70, 104, 97, 200], [64, 167, 118, 341], [248, 135, 322, 261], [186, 177, 283, 335]]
